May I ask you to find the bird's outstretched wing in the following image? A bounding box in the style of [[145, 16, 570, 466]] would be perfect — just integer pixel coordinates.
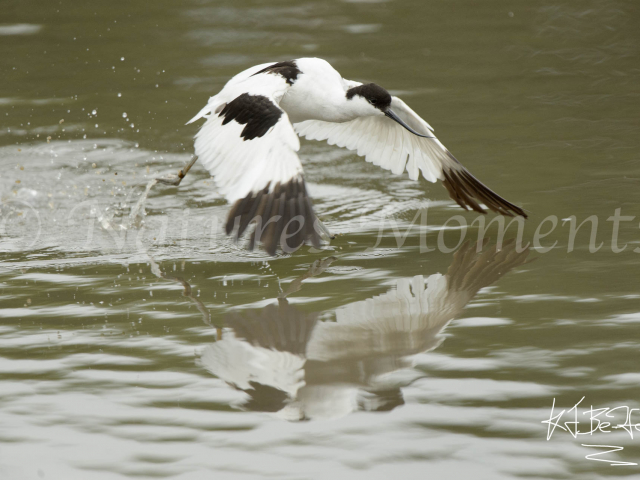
[[306, 240, 530, 362], [188, 66, 325, 255], [294, 96, 526, 218]]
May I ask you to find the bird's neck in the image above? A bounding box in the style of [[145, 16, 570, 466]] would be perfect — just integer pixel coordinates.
[[281, 94, 357, 124], [280, 70, 358, 124]]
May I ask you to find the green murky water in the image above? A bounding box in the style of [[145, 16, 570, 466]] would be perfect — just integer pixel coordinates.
[[2, 0, 640, 478]]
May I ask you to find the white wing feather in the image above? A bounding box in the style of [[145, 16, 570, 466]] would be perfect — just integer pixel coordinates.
[[188, 65, 325, 254], [294, 94, 526, 217], [186, 62, 275, 125], [191, 72, 302, 204], [294, 96, 447, 183]]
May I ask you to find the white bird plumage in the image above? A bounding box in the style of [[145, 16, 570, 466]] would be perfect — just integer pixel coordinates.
[[199, 242, 530, 419], [188, 57, 526, 255]]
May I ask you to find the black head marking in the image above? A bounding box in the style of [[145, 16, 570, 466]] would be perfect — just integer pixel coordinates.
[[252, 60, 301, 86], [346, 83, 392, 110], [219, 93, 282, 141]]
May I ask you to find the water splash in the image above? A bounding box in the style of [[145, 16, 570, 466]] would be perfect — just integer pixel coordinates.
[[94, 178, 158, 231], [127, 178, 158, 228]]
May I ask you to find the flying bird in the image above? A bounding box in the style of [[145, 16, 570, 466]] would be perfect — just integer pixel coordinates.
[[187, 57, 526, 255]]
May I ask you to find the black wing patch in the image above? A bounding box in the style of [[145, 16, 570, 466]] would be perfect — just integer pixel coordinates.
[[252, 60, 301, 86], [219, 93, 282, 141], [225, 177, 324, 255]]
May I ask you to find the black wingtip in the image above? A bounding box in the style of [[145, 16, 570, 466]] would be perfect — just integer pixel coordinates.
[[441, 165, 527, 219], [225, 178, 326, 256]]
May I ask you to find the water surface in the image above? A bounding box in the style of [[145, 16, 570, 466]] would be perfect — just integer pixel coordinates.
[[2, 0, 640, 478]]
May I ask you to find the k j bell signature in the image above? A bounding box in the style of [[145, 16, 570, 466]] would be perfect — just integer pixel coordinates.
[[543, 397, 640, 466]]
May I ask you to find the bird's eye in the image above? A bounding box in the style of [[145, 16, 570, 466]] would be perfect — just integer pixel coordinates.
[[370, 98, 377, 104]]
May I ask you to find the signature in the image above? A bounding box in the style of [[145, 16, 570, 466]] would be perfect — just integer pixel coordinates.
[[543, 397, 640, 466]]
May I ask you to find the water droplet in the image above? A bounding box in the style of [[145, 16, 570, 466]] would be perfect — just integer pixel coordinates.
[[120, 57, 125, 61], [91, 109, 97, 115], [117, 93, 122, 97], [122, 112, 127, 118]]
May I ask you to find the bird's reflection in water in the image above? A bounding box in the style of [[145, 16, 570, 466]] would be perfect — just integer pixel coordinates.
[[151, 242, 529, 420], [194, 241, 530, 421]]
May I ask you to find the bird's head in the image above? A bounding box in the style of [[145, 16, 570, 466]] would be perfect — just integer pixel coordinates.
[[345, 83, 433, 138], [345, 83, 391, 117]]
